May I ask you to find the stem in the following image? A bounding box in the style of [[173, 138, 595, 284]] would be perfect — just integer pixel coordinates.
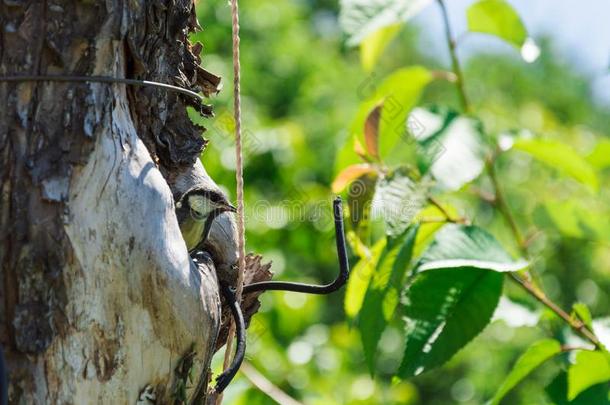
[[436, 0, 470, 112], [510, 273, 603, 350], [427, 196, 455, 222], [434, 1, 604, 352], [486, 158, 526, 254], [241, 361, 305, 405]]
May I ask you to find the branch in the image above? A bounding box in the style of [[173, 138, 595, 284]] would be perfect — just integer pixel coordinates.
[[486, 159, 526, 255], [436, 0, 470, 112], [435, 0, 605, 363], [509, 274, 603, 350], [241, 361, 304, 405]]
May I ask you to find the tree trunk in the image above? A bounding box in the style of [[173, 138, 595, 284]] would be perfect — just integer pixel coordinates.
[[0, 1, 230, 403]]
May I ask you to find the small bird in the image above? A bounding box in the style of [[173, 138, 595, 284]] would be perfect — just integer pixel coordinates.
[[175, 188, 237, 252]]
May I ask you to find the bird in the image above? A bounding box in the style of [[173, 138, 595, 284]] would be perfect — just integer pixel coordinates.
[[175, 187, 237, 252]]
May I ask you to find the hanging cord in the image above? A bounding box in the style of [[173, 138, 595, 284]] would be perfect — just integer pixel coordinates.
[[216, 0, 245, 402]]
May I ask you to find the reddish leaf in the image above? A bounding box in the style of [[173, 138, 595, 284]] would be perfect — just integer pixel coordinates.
[[364, 103, 383, 160], [354, 138, 368, 161], [332, 164, 377, 193]]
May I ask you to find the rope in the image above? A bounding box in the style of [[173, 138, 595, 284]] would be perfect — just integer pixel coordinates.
[[217, 0, 245, 402]]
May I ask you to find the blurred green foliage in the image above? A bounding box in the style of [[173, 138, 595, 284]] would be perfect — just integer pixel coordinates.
[[192, 0, 610, 403]]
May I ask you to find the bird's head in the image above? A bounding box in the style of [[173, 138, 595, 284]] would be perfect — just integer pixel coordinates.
[[177, 188, 237, 221]]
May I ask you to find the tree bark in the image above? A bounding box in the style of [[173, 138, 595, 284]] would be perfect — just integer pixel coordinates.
[[0, 1, 229, 403]]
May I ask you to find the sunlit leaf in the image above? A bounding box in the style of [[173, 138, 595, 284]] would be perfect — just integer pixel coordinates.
[[340, 0, 432, 46], [412, 108, 488, 191], [534, 200, 610, 241], [350, 67, 433, 164], [568, 351, 610, 400], [344, 239, 386, 318], [364, 103, 383, 160], [372, 167, 426, 238], [335, 133, 365, 176], [397, 224, 521, 377], [546, 370, 610, 405], [332, 164, 378, 193], [572, 303, 593, 331], [586, 138, 610, 170], [417, 224, 528, 273], [513, 138, 599, 192], [360, 225, 419, 372], [360, 24, 401, 72], [490, 339, 562, 405], [398, 267, 503, 378], [466, 0, 527, 48], [411, 203, 459, 258]]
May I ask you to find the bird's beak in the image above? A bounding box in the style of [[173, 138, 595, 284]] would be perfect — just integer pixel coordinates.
[[224, 202, 238, 213]]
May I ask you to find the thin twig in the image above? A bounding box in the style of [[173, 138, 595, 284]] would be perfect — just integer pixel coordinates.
[[435, 1, 605, 354], [241, 361, 305, 405], [468, 185, 496, 204], [509, 274, 603, 350], [561, 345, 596, 353], [486, 159, 526, 255], [427, 196, 453, 220], [436, 0, 470, 112]]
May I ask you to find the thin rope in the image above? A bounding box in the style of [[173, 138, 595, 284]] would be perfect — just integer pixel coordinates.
[[217, 0, 245, 401]]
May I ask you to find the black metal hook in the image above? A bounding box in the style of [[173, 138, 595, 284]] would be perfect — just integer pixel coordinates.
[[212, 197, 350, 395], [213, 285, 246, 394], [242, 196, 350, 295]]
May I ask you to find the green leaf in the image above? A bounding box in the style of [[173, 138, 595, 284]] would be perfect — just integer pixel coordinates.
[[360, 24, 401, 72], [417, 224, 528, 273], [344, 239, 386, 318], [372, 167, 426, 238], [573, 303, 593, 331], [568, 351, 610, 400], [513, 138, 599, 192], [339, 0, 432, 46], [350, 67, 433, 165], [546, 370, 610, 405], [347, 172, 378, 236], [586, 138, 610, 170], [411, 203, 459, 258], [332, 164, 378, 193], [490, 339, 562, 405], [334, 133, 364, 176], [534, 200, 610, 241], [360, 225, 419, 373], [466, 0, 527, 48], [398, 267, 503, 378], [413, 108, 488, 191]]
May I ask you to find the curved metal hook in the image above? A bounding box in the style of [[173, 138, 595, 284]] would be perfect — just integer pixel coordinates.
[[213, 284, 246, 394], [242, 196, 350, 295], [207, 197, 350, 395]]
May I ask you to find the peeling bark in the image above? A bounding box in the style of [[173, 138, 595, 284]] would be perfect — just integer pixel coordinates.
[[0, 1, 231, 403]]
